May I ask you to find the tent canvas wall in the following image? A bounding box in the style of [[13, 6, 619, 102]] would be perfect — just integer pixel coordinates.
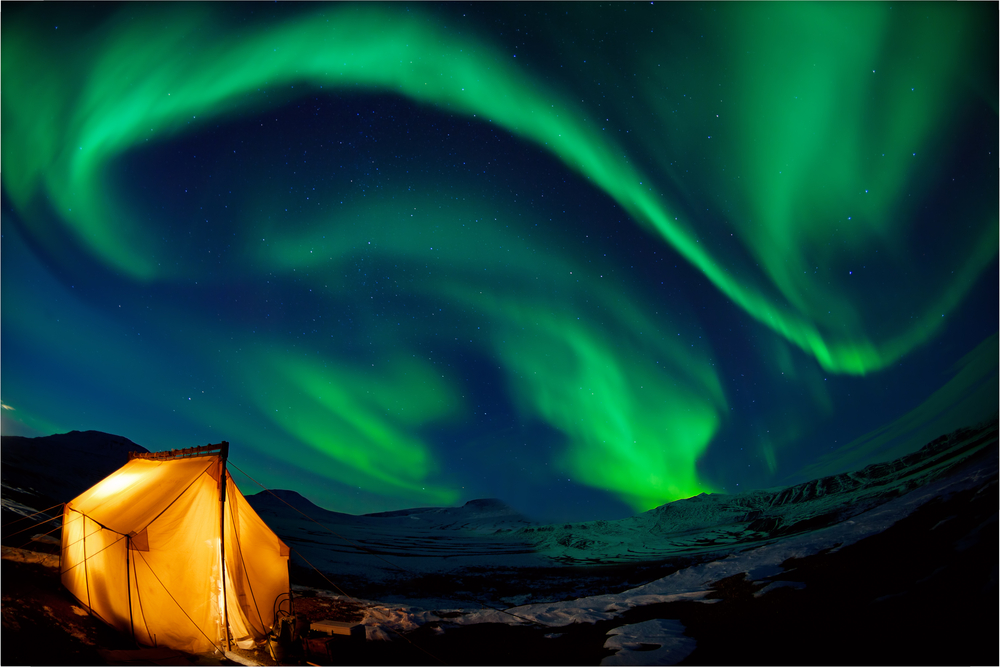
[[60, 442, 290, 654]]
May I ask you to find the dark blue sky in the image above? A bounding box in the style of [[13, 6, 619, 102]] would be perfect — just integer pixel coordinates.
[[2, 2, 996, 521]]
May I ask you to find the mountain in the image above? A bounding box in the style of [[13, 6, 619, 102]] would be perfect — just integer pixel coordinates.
[[362, 498, 536, 532], [243, 419, 996, 570], [244, 488, 366, 524], [512, 418, 998, 563], [3, 419, 995, 588], [227, 418, 997, 611], [1, 430, 148, 509]]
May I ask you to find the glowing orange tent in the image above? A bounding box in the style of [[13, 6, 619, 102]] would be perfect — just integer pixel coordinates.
[[60, 442, 290, 654]]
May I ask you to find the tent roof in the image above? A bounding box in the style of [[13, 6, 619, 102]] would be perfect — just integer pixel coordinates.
[[67, 455, 220, 536]]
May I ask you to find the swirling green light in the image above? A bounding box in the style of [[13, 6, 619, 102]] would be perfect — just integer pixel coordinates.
[[2, 3, 994, 513], [4, 4, 993, 378], [258, 189, 726, 511], [251, 353, 461, 505], [480, 300, 722, 510]]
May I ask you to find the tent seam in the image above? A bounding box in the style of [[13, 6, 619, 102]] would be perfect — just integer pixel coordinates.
[[130, 539, 154, 647]]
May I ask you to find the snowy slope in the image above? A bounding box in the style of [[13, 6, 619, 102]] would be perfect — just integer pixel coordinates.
[[247, 419, 996, 583], [289, 419, 996, 662], [232, 418, 999, 635], [247, 491, 550, 600], [510, 420, 998, 564], [363, 497, 537, 533]]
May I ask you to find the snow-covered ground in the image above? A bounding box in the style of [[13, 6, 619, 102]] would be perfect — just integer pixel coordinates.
[[261, 420, 996, 664], [600, 619, 696, 666]]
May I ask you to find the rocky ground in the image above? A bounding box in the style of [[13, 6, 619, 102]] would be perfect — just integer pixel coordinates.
[[2, 549, 134, 666], [289, 465, 998, 666]]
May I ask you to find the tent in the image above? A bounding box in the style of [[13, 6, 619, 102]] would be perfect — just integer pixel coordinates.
[[60, 442, 290, 654]]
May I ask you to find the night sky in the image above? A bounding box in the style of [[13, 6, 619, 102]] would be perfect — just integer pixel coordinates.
[[3, 2, 997, 522]]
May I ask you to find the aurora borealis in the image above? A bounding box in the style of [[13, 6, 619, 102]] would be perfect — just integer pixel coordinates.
[[2, 2, 996, 521]]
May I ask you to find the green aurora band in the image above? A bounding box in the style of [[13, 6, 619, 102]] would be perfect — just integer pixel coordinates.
[[2, 3, 995, 512]]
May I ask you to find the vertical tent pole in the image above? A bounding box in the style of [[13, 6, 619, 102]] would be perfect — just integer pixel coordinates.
[[126, 537, 136, 646], [219, 441, 232, 652], [83, 515, 92, 612]]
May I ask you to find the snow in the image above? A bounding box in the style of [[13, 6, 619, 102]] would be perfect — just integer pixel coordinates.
[[278, 422, 997, 648], [250, 495, 550, 593], [253, 422, 997, 608], [460, 590, 714, 627], [753, 580, 806, 597], [1, 488, 52, 519], [360, 604, 423, 641], [601, 619, 696, 666]]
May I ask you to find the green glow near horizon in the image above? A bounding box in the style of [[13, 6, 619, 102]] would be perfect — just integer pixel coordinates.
[[253, 353, 461, 505], [2, 3, 995, 511], [486, 303, 722, 510], [257, 192, 726, 510]]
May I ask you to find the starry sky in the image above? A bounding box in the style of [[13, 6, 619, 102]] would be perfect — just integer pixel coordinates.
[[2, 2, 997, 522]]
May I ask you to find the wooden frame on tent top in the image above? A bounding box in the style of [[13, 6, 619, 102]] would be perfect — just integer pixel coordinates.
[[129, 442, 229, 461]]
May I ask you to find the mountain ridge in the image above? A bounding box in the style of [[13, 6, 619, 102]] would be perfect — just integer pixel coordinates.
[[1, 430, 148, 508], [2, 418, 995, 528]]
